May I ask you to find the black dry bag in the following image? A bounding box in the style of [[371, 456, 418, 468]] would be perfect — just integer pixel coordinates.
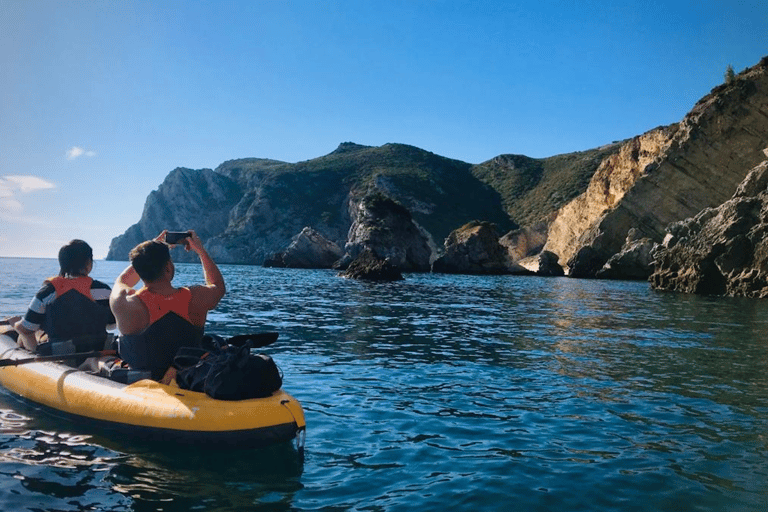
[[174, 340, 283, 400]]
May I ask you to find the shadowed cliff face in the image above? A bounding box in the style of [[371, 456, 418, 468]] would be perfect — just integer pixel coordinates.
[[543, 57, 768, 276]]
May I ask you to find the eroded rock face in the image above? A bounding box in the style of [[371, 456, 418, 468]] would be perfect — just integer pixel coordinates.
[[650, 160, 768, 297], [338, 193, 433, 272], [264, 227, 343, 268], [432, 221, 511, 275], [544, 57, 768, 277], [545, 127, 676, 270], [595, 230, 656, 280]]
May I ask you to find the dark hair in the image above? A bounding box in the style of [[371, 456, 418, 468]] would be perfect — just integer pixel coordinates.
[[129, 240, 171, 283], [58, 240, 93, 277]]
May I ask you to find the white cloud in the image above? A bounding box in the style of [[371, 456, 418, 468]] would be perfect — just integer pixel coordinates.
[[0, 175, 56, 214], [2, 175, 56, 193], [66, 146, 96, 160], [0, 197, 23, 213]]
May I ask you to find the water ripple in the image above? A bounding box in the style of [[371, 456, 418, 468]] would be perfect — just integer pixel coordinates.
[[1, 261, 768, 511]]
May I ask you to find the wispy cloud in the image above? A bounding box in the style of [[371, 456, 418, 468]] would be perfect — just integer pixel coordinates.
[[0, 175, 56, 214], [66, 146, 96, 160]]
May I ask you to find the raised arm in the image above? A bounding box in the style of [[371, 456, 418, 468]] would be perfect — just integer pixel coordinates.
[[109, 264, 147, 335], [109, 231, 167, 335], [185, 230, 226, 312], [113, 264, 140, 291]]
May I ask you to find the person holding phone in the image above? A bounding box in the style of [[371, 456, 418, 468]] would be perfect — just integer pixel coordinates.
[[109, 230, 226, 381]]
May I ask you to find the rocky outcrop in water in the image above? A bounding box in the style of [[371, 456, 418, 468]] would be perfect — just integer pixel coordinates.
[[650, 159, 768, 297], [536, 250, 565, 277], [499, 220, 549, 263], [338, 248, 404, 281], [336, 193, 433, 272], [595, 229, 656, 280], [264, 227, 343, 268], [543, 57, 768, 278], [432, 221, 517, 275]]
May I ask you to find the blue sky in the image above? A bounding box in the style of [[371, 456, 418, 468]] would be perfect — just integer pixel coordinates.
[[1, 0, 766, 259]]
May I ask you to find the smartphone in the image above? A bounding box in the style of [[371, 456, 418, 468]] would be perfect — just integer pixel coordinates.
[[165, 231, 191, 245]]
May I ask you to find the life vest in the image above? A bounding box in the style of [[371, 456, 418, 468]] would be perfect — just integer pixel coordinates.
[[117, 287, 203, 380], [39, 275, 111, 353]]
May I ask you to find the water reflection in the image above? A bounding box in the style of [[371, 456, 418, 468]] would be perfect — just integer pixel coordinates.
[[0, 426, 305, 511], [105, 443, 304, 511], [0, 390, 304, 511]]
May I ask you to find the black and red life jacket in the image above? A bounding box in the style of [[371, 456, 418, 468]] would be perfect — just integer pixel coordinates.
[[40, 275, 111, 353], [117, 287, 203, 380]]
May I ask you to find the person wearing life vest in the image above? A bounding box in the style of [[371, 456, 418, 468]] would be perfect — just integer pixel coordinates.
[[109, 230, 225, 381], [13, 240, 115, 353]]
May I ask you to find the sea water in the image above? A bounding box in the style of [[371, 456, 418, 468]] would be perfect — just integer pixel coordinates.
[[0, 257, 767, 511]]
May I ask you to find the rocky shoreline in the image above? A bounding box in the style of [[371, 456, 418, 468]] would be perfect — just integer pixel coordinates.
[[107, 57, 768, 295]]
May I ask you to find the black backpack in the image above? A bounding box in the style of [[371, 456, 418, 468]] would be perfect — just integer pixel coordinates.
[[174, 335, 283, 400]]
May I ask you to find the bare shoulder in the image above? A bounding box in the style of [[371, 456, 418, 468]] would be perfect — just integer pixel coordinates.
[[110, 288, 148, 334], [110, 286, 136, 307], [109, 288, 146, 315]]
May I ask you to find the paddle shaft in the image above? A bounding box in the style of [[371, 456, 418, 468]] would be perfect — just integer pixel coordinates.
[[0, 332, 277, 368], [0, 349, 117, 368]]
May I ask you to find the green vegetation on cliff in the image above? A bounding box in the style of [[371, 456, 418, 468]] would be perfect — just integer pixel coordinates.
[[216, 142, 518, 247], [471, 143, 623, 226]]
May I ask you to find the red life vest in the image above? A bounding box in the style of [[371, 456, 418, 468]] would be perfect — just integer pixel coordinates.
[[118, 287, 202, 380], [48, 275, 95, 300], [136, 287, 193, 325]]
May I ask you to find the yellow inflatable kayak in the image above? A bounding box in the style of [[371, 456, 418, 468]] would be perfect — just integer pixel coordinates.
[[0, 333, 306, 449]]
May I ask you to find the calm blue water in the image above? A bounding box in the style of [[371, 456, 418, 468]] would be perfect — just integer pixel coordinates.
[[0, 257, 767, 511]]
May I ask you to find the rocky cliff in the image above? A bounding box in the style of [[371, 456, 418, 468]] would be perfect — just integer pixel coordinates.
[[472, 145, 623, 227], [107, 142, 602, 266], [107, 58, 768, 275], [263, 227, 343, 269], [650, 159, 768, 297], [542, 57, 768, 277], [106, 167, 244, 262]]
